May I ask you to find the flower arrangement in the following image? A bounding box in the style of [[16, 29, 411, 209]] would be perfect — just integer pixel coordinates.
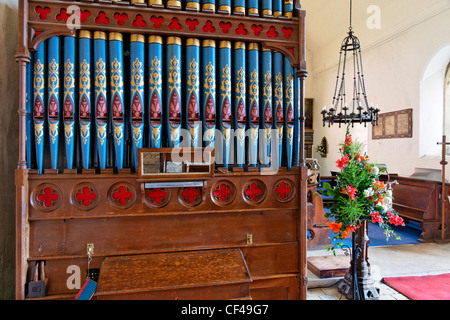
[[316, 144, 327, 154], [320, 126, 404, 250]]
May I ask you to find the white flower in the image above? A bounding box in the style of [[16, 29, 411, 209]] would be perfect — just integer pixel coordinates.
[[364, 188, 374, 198], [371, 166, 379, 175], [381, 203, 390, 212]]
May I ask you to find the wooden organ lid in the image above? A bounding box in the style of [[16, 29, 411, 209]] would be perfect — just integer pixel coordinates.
[[95, 249, 252, 299]]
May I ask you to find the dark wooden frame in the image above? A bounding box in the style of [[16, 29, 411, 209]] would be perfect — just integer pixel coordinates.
[[137, 148, 215, 180], [15, 0, 309, 300], [372, 108, 413, 140]]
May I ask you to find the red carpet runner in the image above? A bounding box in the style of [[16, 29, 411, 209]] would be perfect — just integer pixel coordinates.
[[383, 273, 450, 300]]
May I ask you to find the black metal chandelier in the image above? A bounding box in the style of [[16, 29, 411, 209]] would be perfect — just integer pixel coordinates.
[[321, 0, 379, 127]]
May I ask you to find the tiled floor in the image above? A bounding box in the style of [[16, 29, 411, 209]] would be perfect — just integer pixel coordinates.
[[306, 242, 450, 300]]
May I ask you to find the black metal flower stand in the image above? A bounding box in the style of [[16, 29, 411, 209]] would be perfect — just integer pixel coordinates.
[[337, 221, 380, 300]]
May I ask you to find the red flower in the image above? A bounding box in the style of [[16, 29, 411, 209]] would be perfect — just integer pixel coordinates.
[[336, 155, 350, 169], [388, 213, 404, 226], [370, 211, 383, 223], [373, 181, 385, 190], [345, 134, 352, 146], [326, 221, 342, 233], [341, 224, 358, 239], [341, 185, 357, 200]]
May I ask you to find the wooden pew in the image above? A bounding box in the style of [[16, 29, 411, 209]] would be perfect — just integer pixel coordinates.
[[381, 175, 449, 243], [307, 183, 332, 249]]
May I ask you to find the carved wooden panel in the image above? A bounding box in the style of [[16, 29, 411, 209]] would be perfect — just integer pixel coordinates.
[[27, 0, 300, 67]]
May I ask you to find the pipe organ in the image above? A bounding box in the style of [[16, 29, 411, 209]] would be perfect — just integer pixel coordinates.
[[29, 34, 301, 171], [16, 0, 308, 300]]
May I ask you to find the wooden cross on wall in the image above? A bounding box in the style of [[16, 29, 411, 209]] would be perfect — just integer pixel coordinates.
[[437, 135, 450, 241]]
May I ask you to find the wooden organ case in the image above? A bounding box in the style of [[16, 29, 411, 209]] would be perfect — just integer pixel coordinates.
[[15, 0, 309, 300]]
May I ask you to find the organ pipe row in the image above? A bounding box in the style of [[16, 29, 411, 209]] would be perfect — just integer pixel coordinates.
[[27, 32, 301, 173], [140, 0, 295, 18]]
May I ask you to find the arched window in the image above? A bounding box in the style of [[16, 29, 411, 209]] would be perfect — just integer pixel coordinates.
[[419, 45, 450, 158], [445, 63, 450, 154]]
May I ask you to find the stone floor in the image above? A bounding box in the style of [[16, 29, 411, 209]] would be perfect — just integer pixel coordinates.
[[307, 279, 409, 300], [306, 242, 450, 300]]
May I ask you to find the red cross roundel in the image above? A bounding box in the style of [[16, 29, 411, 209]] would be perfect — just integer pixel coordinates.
[[243, 180, 267, 205], [108, 182, 136, 209], [31, 183, 62, 212], [211, 180, 236, 206], [178, 186, 202, 207], [145, 187, 171, 208], [273, 179, 295, 203], [71, 183, 100, 211]]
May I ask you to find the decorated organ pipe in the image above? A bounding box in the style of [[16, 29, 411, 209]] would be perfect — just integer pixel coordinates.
[[109, 32, 125, 169], [262, 0, 272, 17], [186, 0, 200, 11], [219, 40, 232, 167], [148, 0, 163, 7], [47, 36, 60, 170], [130, 34, 145, 170], [273, 0, 282, 18], [25, 33, 303, 172], [148, 35, 163, 149], [261, 48, 273, 166], [248, 0, 259, 16], [294, 70, 300, 167], [78, 30, 92, 170], [63, 35, 76, 170], [233, 0, 245, 15], [167, 0, 181, 9], [218, 0, 231, 14], [167, 36, 182, 148], [273, 51, 284, 167], [234, 41, 246, 167], [186, 38, 200, 148], [247, 43, 259, 167], [284, 55, 294, 171], [202, 39, 216, 149], [284, 0, 294, 18], [33, 40, 45, 174], [94, 31, 108, 170], [202, 0, 215, 12]]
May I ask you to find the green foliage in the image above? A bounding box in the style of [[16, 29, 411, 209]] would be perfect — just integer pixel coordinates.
[[320, 122, 405, 247]]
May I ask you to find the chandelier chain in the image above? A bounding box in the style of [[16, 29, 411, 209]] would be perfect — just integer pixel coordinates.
[[321, 0, 380, 127]]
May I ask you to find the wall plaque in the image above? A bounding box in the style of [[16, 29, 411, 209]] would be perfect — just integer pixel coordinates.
[[372, 108, 412, 140]]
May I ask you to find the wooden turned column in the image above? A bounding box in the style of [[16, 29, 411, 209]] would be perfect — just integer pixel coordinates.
[[15, 0, 31, 300], [295, 6, 309, 300], [14, 53, 31, 300]]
